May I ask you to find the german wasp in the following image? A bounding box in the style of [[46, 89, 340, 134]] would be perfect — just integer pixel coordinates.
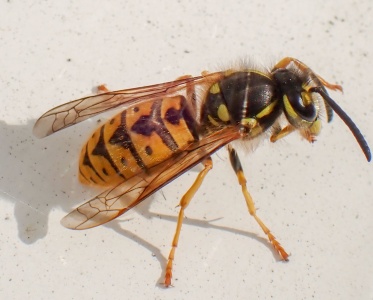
[[33, 57, 371, 286]]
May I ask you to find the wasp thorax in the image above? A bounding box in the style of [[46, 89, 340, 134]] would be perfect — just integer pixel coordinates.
[[201, 71, 281, 138]]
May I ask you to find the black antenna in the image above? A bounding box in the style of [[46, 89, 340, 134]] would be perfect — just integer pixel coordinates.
[[310, 87, 371, 162]]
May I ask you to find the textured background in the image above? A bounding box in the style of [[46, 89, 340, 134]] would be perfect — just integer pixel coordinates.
[[0, 0, 372, 299]]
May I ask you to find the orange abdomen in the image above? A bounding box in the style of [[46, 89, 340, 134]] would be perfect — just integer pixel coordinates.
[[78, 95, 198, 186]]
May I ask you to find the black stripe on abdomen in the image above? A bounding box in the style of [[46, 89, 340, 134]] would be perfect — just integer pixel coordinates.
[[109, 110, 147, 170]]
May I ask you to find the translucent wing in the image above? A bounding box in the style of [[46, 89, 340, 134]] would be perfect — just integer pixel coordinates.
[[33, 72, 223, 138], [61, 127, 240, 230]]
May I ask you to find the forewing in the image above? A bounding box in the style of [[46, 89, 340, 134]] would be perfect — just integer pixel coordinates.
[[34, 73, 222, 138], [61, 127, 240, 230]]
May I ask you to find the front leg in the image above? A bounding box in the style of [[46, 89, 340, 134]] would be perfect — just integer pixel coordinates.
[[270, 125, 296, 143]]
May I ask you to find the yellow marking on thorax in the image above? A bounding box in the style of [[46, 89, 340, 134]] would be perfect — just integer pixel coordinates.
[[207, 115, 220, 126], [240, 118, 263, 138], [241, 118, 258, 129], [246, 69, 271, 79], [256, 100, 278, 118], [209, 83, 220, 94], [224, 69, 235, 76], [217, 104, 230, 122]]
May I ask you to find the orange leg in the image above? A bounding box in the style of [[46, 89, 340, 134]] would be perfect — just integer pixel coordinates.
[[270, 123, 321, 144], [95, 84, 111, 94], [164, 157, 213, 287], [270, 125, 296, 143], [228, 145, 289, 261]]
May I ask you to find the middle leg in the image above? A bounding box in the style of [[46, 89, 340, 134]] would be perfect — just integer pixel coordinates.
[[228, 144, 289, 260]]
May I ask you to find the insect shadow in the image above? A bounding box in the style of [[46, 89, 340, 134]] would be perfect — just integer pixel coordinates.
[[0, 118, 280, 270], [106, 197, 281, 288], [0, 118, 92, 243]]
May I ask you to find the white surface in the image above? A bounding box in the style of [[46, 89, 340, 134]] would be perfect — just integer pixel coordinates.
[[0, 0, 372, 299]]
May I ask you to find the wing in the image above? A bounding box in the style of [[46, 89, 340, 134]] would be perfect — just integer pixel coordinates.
[[61, 127, 240, 230], [33, 72, 223, 138]]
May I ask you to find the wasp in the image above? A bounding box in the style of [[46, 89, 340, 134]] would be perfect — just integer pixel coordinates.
[[33, 57, 371, 286]]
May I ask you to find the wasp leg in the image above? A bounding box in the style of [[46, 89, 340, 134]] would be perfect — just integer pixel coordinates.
[[312, 75, 342, 92], [164, 157, 213, 287], [271, 124, 318, 143], [96, 84, 110, 93], [228, 145, 289, 260], [273, 57, 343, 92], [270, 125, 296, 143]]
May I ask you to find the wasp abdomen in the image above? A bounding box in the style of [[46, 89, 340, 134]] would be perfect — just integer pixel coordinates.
[[79, 95, 198, 186]]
